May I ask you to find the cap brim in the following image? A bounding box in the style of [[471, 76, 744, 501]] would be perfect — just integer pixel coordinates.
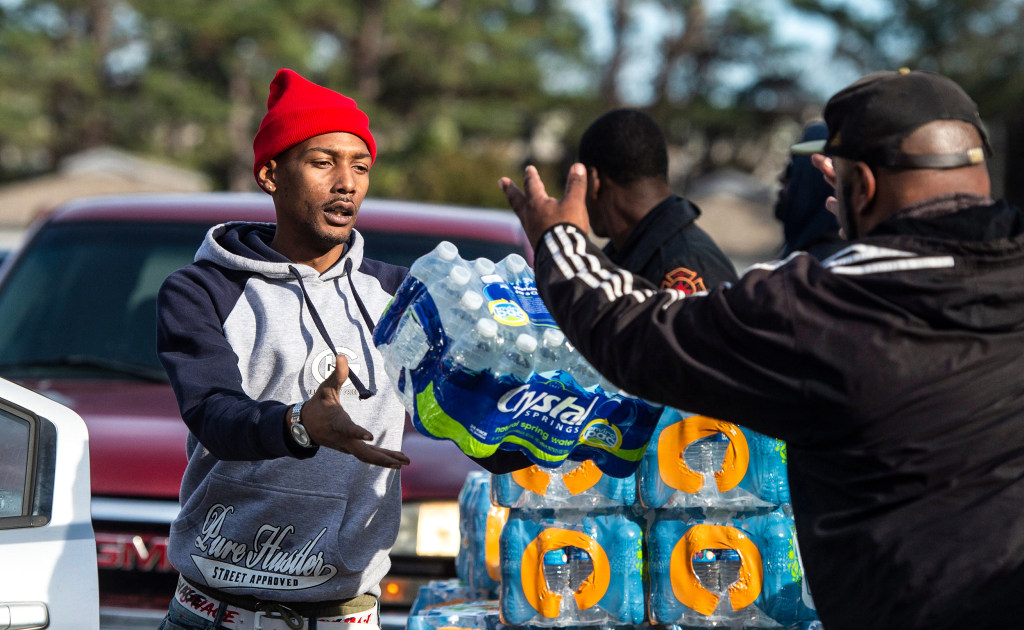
[[790, 139, 827, 155]]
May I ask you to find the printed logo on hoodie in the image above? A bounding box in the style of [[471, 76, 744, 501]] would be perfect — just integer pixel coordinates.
[[311, 346, 364, 396], [190, 504, 338, 591]]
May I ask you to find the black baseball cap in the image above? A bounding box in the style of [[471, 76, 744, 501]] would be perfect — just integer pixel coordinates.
[[791, 68, 991, 169]]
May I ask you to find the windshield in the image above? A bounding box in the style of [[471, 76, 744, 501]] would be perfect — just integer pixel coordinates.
[[0, 219, 526, 380], [0, 222, 209, 378]]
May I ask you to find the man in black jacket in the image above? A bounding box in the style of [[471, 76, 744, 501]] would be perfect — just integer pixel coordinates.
[[499, 69, 1024, 630], [774, 121, 844, 260], [577, 108, 737, 291]]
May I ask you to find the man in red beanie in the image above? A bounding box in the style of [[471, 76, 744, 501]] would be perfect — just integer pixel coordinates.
[[156, 68, 409, 630]]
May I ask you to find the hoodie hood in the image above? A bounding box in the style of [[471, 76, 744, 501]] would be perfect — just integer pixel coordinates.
[[195, 221, 365, 281]]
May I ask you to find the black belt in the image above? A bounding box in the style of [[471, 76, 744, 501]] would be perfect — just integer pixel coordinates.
[[181, 575, 377, 619]]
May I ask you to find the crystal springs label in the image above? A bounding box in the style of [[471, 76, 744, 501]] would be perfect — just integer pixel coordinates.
[[497, 384, 598, 426]]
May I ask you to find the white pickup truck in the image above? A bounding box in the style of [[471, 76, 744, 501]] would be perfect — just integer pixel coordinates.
[[0, 377, 99, 629]]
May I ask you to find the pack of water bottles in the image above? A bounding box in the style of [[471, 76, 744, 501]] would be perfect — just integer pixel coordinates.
[[499, 510, 646, 627], [491, 459, 635, 510], [647, 509, 818, 628], [456, 471, 508, 596], [373, 242, 664, 477], [409, 578, 494, 616], [406, 599, 502, 630], [390, 243, 818, 629], [450, 464, 641, 628], [442, 452, 818, 630], [638, 408, 790, 514], [636, 408, 817, 628]]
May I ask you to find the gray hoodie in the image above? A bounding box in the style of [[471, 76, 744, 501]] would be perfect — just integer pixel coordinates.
[[156, 221, 407, 601]]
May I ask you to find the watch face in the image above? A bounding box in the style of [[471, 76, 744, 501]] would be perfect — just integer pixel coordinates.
[[290, 422, 312, 447]]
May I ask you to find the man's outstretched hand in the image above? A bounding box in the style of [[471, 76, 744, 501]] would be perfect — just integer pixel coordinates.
[[499, 164, 591, 248], [300, 354, 410, 469]]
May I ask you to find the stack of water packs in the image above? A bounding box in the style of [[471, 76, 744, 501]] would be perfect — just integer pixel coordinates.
[[643, 409, 818, 628], [494, 463, 645, 628], [373, 242, 663, 477], [409, 409, 821, 630]]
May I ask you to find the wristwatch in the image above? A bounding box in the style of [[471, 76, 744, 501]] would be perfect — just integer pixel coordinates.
[[288, 401, 314, 448]]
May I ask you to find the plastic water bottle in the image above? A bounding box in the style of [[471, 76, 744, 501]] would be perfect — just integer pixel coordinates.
[[543, 548, 570, 596], [409, 241, 460, 285], [568, 546, 594, 591], [718, 548, 742, 593], [692, 549, 721, 593], [383, 313, 429, 410], [692, 548, 741, 594], [533, 328, 567, 376], [389, 314, 430, 369], [445, 290, 486, 333], [499, 253, 530, 286], [432, 265, 473, 311], [448, 317, 501, 374], [684, 432, 730, 479], [472, 257, 497, 279], [500, 332, 537, 383], [565, 345, 601, 390]]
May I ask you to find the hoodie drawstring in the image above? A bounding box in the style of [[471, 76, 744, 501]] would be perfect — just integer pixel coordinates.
[[288, 265, 377, 400], [343, 257, 376, 335]]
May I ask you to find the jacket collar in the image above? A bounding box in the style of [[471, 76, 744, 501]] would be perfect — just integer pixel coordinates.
[[869, 198, 1023, 243], [603, 195, 699, 267]]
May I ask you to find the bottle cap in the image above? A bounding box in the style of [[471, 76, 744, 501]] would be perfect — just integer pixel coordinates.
[[543, 549, 567, 564], [473, 257, 496, 276], [542, 328, 565, 347], [449, 265, 471, 286], [460, 290, 484, 311], [515, 333, 538, 353], [503, 253, 527, 275], [475, 317, 499, 338], [435, 241, 458, 262]]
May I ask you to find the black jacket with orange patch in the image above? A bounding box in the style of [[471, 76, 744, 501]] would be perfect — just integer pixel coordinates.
[[602, 195, 737, 292]]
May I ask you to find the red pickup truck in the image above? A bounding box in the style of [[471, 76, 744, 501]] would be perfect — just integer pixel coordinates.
[[0, 192, 531, 628]]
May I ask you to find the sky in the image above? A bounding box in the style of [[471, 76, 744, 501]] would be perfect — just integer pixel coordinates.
[[561, 0, 892, 105]]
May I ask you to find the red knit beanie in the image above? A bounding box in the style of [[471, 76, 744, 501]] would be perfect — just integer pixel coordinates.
[[252, 68, 377, 183]]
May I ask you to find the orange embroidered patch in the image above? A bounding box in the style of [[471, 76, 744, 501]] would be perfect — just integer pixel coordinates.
[[661, 267, 707, 294]]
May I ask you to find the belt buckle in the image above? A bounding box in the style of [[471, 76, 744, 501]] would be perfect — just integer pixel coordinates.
[[254, 602, 304, 630]]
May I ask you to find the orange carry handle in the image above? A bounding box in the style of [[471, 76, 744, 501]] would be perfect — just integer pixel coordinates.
[[512, 461, 603, 497], [657, 416, 749, 493], [562, 460, 603, 495], [669, 524, 763, 616], [511, 466, 550, 496], [521, 529, 610, 618], [485, 505, 509, 582]]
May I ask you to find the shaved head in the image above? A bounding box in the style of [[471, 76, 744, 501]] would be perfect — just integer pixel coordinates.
[[867, 120, 991, 216], [899, 120, 986, 157]]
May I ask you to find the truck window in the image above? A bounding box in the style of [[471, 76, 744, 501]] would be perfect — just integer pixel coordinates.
[[0, 410, 29, 518], [0, 222, 209, 378]]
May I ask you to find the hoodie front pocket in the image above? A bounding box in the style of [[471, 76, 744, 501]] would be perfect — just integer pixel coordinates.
[[171, 472, 350, 595]]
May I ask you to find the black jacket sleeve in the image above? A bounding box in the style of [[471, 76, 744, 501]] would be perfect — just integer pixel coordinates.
[[533, 223, 837, 445]]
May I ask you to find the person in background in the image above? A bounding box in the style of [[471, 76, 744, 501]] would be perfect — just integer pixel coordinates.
[[578, 108, 737, 292], [500, 69, 1024, 630], [773, 121, 844, 259], [156, 68, 409, 630], [471, 109, 739, 477]]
